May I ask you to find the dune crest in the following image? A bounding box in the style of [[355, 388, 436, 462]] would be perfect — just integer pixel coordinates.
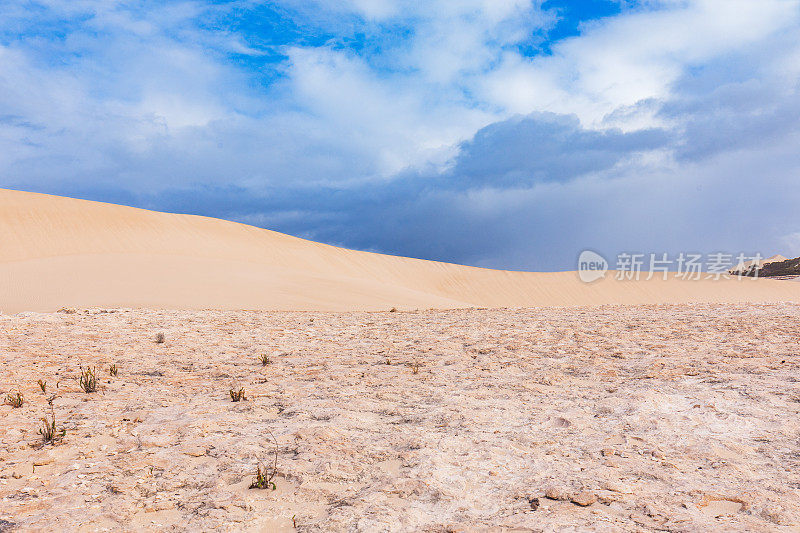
[[2, 188, 799, 313]]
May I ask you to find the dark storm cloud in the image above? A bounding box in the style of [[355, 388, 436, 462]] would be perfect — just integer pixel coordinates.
[[450, 112, 670, 187], [660, 43, 800, 162]]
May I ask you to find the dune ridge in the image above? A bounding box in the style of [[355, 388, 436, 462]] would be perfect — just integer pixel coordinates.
[[2, 188, 799, 313]]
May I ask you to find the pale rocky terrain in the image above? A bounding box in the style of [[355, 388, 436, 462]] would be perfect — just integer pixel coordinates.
[[1, 303, 799, 532]]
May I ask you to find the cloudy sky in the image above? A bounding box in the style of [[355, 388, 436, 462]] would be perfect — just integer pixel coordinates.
[[1, 0, 799, 270]]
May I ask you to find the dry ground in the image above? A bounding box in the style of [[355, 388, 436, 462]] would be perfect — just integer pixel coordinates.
[[1, 304, 799, 532]]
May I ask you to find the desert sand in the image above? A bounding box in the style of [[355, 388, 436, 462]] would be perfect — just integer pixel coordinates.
[[2, 188, 800, 314], [2, 304, 799, 531]]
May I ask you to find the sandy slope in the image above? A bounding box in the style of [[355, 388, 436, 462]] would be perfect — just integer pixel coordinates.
[[2, 188, 799, 313]]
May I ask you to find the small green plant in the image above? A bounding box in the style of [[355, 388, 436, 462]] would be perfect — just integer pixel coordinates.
[[155, 333, 165, 344], [250, 464, 276, 490], [259, 354, 270, 366], [37, 379, 47, 393], [4, 390, 23, 408], [109, 364, 118, 377], [249, 430, 279, 490], [230, 388, 246, 402], [79, 366, 98, 393], [39, 405, 65, 444]]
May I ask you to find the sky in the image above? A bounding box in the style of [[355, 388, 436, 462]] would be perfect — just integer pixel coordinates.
[[1, 0, 799, 271]]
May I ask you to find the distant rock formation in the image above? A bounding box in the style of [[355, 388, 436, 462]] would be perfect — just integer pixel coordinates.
[[739, 256, 800, 279], [729, 254, 787, 275]]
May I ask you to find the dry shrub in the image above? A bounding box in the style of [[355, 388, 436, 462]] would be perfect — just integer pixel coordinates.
[[79, 366, 98, 393], [230, 388, 246, 402], [249, 430, 279, 490], [39, 405, 65, 444], [4, 390, 23, 408]]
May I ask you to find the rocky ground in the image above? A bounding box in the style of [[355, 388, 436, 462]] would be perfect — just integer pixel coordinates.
[[1, 303, 799, 532]]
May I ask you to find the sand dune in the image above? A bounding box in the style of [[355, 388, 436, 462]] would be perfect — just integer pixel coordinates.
[[2, 188, 799, 313]]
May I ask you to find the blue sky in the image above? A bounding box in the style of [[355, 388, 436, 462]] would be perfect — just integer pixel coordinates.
[[1, 0, 799, 270]]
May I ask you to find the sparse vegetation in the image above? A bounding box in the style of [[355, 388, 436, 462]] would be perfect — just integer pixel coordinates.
[[259, 354, 270, 366], [229, 387, 246, 402], [4, 390, 23, 408], [109, 364, 118, 377], [39, 405, 65, 444], [37, 379, 46, 393], [5, 305, 800, 530], [155, 332, 165, 344], [249, 430, 279, 490], [79, 366, 98, 393], [250, 464, 276, 490]]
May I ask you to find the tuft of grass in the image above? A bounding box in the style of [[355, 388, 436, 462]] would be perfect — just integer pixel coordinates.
[[109, 364, 118, 377], [37, 379, 46, 393], [230, 388, 246, 402], [259, 354, 270, 366], [250, 464, 276, 490], [4, 390, 23, 408], [249, 430, 279, 490], [39, 405, 65, 444], [155, 332, 165, 344], [79, 366, 98, 393], [411, 363, 420, 375]]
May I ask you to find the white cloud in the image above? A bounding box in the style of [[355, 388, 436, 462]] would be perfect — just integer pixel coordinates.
[[480, 0, 800, 127], [285, 46, 494, 177], [267, 0, 553, 175]]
